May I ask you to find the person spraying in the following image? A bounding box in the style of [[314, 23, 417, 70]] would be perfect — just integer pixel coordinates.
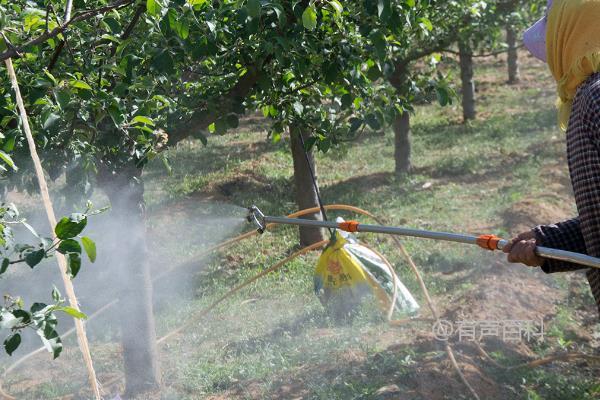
[[504, 0, 600, 316]]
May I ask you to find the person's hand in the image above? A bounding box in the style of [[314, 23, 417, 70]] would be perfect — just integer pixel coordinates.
[[502, 230, 544, 267]]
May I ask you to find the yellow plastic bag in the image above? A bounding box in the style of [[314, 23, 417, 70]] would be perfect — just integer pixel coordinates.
[[314, 233, 391, 317]]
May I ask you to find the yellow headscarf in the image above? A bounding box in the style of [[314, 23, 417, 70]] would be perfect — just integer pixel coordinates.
[[546, 0, 600, 130]]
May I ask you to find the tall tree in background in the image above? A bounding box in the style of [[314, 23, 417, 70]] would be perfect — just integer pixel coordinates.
[[506, 24, 521, 84], [504, 0, 547, 84], [364, 0, 479, 173], [459, 39, 477, 121]]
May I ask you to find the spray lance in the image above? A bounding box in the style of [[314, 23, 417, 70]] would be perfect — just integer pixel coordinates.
[[247, 206, 600, 270]]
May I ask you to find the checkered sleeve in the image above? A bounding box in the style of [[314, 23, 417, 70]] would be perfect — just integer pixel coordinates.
[[527, 74, 600, 317], [564, 75, 600, 315], [533, 218, 587, 273]]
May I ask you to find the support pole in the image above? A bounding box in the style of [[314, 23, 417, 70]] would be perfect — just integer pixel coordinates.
[[4, 58, 101, 400]]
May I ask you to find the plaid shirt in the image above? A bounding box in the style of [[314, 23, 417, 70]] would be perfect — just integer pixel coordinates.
[[533, 72, 600, 317]]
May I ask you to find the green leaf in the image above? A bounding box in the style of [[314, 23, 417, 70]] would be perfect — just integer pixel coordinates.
[[42, 112, 60, 130], [4, 334, 21, 356], [370, 31, 387, 60], [55, 89, 70, 109], [3, 136, 15, 152], [365, 113, 381, 130], [100, 34, 121, 44], [341, 94, 353, 109], [436, 86, 450, 106], [418, 17, 433, 31], [225, 114, 239, 129], [0, 150, 17, 171], [69, 80, 92, 91], [51, 286, 61, 302], [12, 310, 30, 325], [0, 311, 20, 329], [131, 116, 155, 126], [25, 249, 45, 268], [302, 5, 317, 31], [177, 19, 190, 39], [303, 136, 318, 151], [37, 326, 62, 359], [353, 97, 363, 109], [329, 0, 343, 16], [188, 0, 207, 7], [146, 0, 160, 16], [271, 4, 286, 26], [349, 118, 362, 132], [206, 20, 216, 33], [246, 0, 261, 18], [152, 51, 174, 74], [377, 0, 389, 18], [67, 253, 82, 278], [57, 239, 82, 255], [293, 101, 304, 115], [108, 103, 125, 127], [81, 237, 97, 263], [54, 306, 87, 320], [30, 302, 49, 314], [43, 70, 57, 86], [161, 154, 173, 174], [102, 16, 122, 33], [55, 216, 87, 239], [0, 258, 9, 275]]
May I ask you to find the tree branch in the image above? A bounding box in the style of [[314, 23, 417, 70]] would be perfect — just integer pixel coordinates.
[[63, 0, 74, 23], [169, 68, 261, 145], [0, 0, 135, 62], [120, 5, 145, 42], [282, 78, 319, 95], [47, 0, 76, 70], [442, 44, 524, 58]]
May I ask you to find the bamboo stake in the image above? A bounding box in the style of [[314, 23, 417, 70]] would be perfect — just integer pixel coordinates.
[[3, 58, 101, 400]]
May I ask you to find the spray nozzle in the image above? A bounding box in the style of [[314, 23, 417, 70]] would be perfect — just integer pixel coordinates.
[[247, 205, 266, 234]]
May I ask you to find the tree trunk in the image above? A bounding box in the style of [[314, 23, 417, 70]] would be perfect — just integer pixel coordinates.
[[289, 127, 325, 246], [389, 65, 412, 175], [459, 41, 476, 121], [99, 166, 160, 398], [393, 111, 412, 175], [507, 25, 520, 84]]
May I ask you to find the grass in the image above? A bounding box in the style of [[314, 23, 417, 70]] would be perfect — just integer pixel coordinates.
[[4, 52, 599, 400]]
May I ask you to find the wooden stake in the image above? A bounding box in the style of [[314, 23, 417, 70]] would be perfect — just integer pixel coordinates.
[[3, 58, 101, 400]]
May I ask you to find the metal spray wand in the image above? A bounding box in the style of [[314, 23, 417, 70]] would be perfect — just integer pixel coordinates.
[[247, 205, 600, 270]]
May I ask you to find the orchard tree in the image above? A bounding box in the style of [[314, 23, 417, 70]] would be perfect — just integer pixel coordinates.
[[502, 0, 546, 84], [454, 0, 545, 121], [237, 2, 398, 244], [0, 0, 402, 394], [357, 0, 480, 174], [1, 0, 179, 393]]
